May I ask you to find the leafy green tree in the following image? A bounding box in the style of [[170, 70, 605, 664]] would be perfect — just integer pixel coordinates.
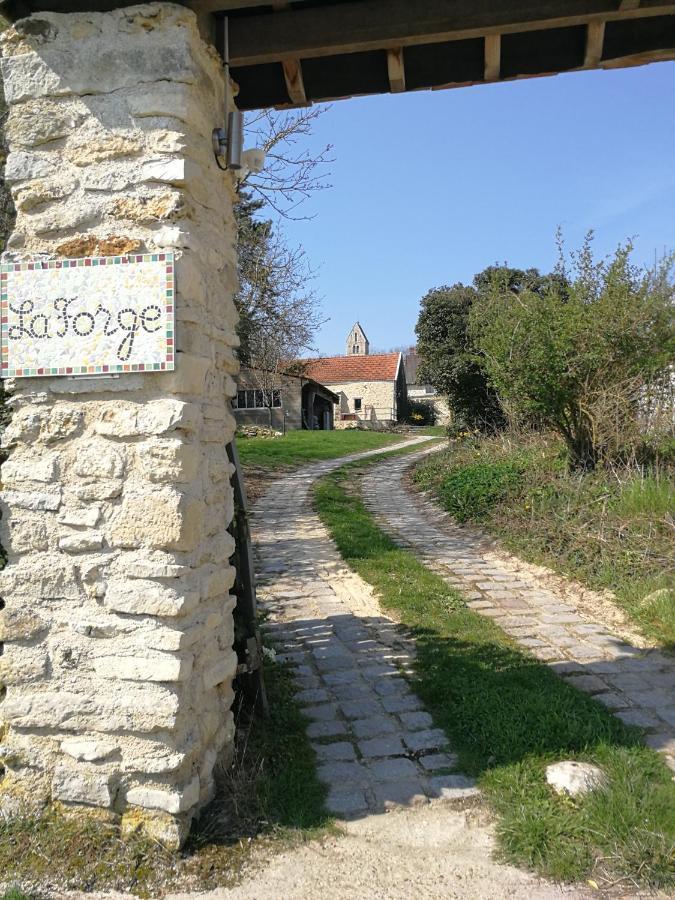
[[470, 238, 674, 470], [416, 283, 503, 430]]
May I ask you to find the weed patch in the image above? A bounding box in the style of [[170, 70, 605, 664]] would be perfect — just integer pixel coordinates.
[[414, 434, 675, 645], [314, 463, 675, 888]]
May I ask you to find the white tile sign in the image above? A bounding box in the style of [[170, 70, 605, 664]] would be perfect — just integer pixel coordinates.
[[1, 253, 175, 378]]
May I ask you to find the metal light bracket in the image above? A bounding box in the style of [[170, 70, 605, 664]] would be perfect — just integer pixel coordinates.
[[212, 17, 244, 171]]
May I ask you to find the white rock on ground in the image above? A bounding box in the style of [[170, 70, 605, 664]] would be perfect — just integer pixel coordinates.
[[545, 761, 607, 797]]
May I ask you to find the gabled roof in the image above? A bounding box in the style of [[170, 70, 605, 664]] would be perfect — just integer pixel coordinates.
[[349, 321, 369, 343], [302, 352, 401, 384]]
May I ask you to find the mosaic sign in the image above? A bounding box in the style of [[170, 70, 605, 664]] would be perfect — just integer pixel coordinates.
[[0, 253, 175, 378]]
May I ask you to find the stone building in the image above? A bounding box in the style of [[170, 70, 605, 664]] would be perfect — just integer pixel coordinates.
[[346, 321, 369, 357], [233, 367, 338, 431], [403, 348, 451, 426], [304, 347, 407, 426]]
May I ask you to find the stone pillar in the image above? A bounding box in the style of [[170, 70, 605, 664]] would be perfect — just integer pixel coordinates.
[[0, 3, 240, 847]]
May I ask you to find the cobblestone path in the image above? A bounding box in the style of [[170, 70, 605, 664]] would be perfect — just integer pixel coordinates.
[[250, 437, 479, 817], [362, 446, 675, 772]]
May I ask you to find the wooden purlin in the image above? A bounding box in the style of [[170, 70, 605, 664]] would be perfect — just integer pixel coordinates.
[[228, 0, 675, 67]]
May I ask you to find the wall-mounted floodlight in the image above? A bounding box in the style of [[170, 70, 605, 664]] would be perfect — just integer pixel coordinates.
[[213, 18, 244, 171]]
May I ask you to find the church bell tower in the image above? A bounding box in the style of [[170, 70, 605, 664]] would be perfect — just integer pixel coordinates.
[[346, 322, 370, 356]]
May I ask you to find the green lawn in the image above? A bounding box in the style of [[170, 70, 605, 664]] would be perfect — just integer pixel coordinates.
[[413, 434, 675, 646], [313, 459, 675, 889], [236, 429, 405, 469], [0, 664, 330, 895]]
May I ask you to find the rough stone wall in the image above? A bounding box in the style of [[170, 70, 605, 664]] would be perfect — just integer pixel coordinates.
[[330, 380, 396, 422], [0, 3, 239, 847]]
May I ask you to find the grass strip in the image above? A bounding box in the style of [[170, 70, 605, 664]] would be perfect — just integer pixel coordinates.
[[0, 663, 330, 896], [313, 462, 675, 888], [236, 429, 405, 469]]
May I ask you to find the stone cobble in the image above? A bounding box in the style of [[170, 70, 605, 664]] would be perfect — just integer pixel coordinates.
[[361, 447, 675, 772], [250, 437, 480, 817]]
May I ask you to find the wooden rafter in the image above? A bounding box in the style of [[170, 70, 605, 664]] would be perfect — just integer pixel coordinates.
[[484, 33, 501, 80], [584, 20, 606, 66], [229, 0, 675, 66], [273, 0, 309, 107], [282, 57, 309, 105], [387, 47, 406, 93]]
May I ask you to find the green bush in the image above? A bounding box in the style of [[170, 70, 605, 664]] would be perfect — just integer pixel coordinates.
[[470, 238, 674, 470], [436, 460, 523, 522], [403, 398, 437, 426]]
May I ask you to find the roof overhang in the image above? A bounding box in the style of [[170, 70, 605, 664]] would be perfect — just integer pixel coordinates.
[[2, 1, 674, 109]]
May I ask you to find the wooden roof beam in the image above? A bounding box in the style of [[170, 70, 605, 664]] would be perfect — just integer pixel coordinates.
[[484, 33, 501, 80], [282, 57, 309, 105], [229, 0, 675, 66], [272, 0, 310, 107], [584, 20, 606, 65], [387, 47, 406, 92]]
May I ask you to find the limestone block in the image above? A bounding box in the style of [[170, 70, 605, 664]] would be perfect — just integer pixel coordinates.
[[1, 5, 213, 99], [58, 507, 101, 528], [73, 479, 122, 501], [0, 606, 47, 641], [111, 191, 183, 224], [93, 652, 193, 683], [52, 766, 114, 808], [58, 531, 104, 553], [1, 488, 62, 511], [208, 458, 231, 483], [95, 399, 199, 438], [2, 452, 59, 484], [0, 554, 81, 600], [107, 488, 204, 551], [203, 651, 237, 690], [1, 407, 45, 447], [0, 645, 49, 683], [14, 176, 78, 212], [70, 135, 144, 167], [61, 738, 117, 762], [126, 774, 200, 814], [4, 685, 180, 732], [3, 148, 61, 183], [0, 53, 62, 104], [72, 440, 126, 479], [112, 550, 189, 580], [104, 578, 199, 617], [2, 511, 50, 553], [159, 354, 212, 395], [5, 98, 87, 148], [137, 438, 201, 484], [201, 564, 236, 601], [43, 407, 84, 443]]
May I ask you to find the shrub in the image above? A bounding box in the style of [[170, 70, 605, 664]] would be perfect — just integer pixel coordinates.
[[470, 237, 674, 470], [404, 399, 437, 426], [436, 460, 523, 522]]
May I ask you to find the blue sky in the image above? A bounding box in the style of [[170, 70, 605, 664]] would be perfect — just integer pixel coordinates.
[[278, 61, 675, 356]]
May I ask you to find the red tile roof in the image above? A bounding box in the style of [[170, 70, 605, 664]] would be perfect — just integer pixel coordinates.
[[302, 353, 401, 384]]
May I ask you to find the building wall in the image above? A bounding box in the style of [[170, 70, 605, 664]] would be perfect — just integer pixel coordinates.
[[408, 387, 452, 426], [234, 371, 303, 431], [329, 380, 396, 422], [0, 4, 240, 848]]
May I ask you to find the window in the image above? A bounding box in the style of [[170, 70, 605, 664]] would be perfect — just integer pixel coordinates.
[[353, 344, 359, 353], [235, 389, 281, 409], [354, 398, 362, 411]]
